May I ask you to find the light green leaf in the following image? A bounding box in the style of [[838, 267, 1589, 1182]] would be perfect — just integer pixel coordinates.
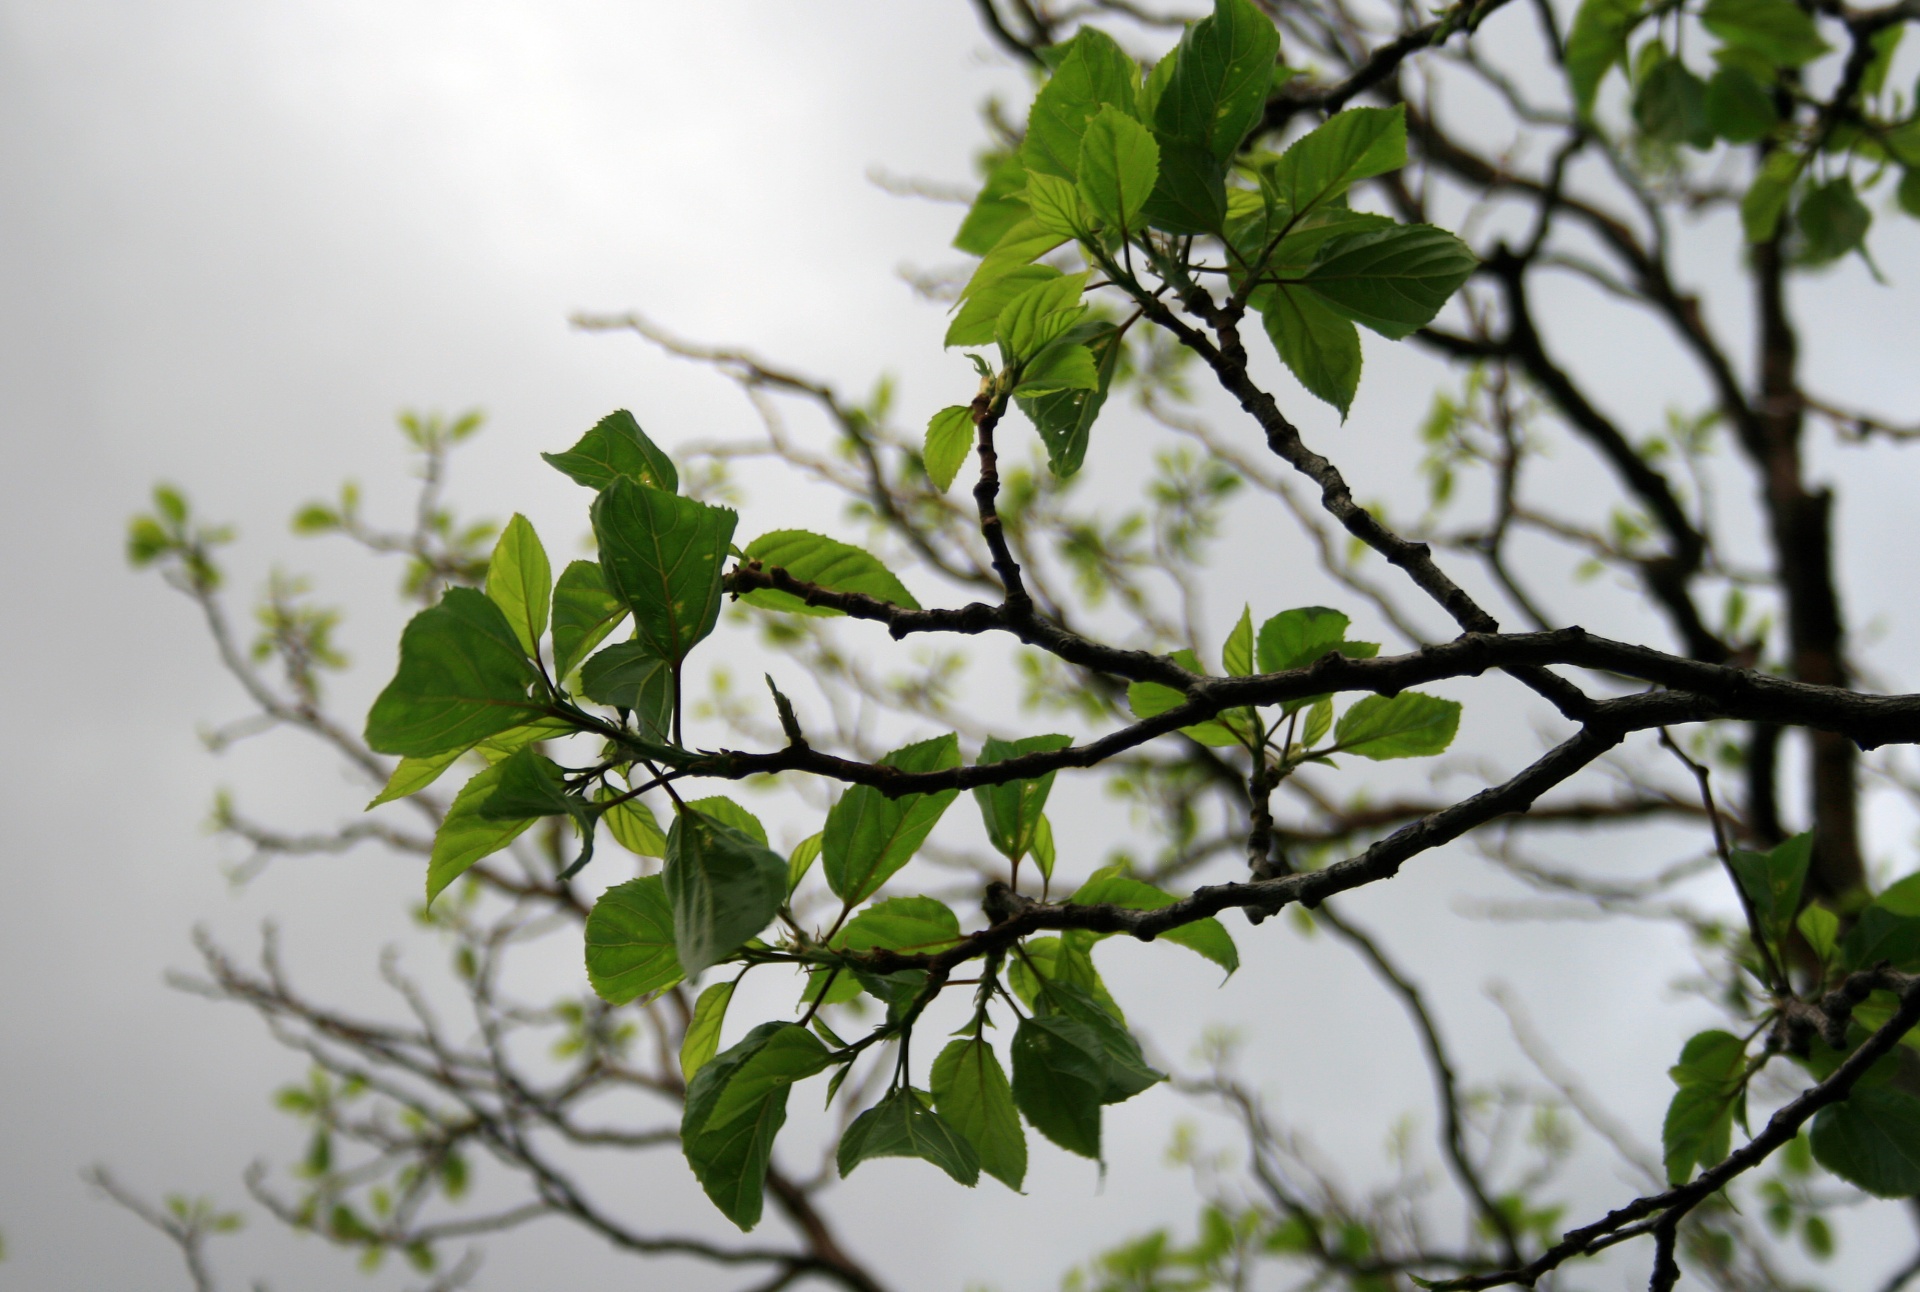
[[924, 405, 975, 492], [1332, 692, 1460, 759], [682, 1023, 832, 1229], [1223, 605, 1254, 677], [426, 761, 537, 904], [1022, 27, 1142, 181], [1256, 284, 1363, 418], [1153, 0, 1280, 161], [591, 479, 738, 665], [974, 734, 1074, 862], [1702, 0, 1830, 68], [368, 747, 466, 809], [1126, 649, 1243, 746], [840, 896, 963, 955], [837, 1087, 981, 1185], [1070, 866, 1239, 975], [1298, 224, 1478, 340], [680, 979, 735, 1082], [661, 809, 788, 977], [1011, 1014, 1107, 1158], [1797, 904, 1840, 963], [543, 409, 678, 493], [787, 831, 823, 896], [1566, 0, 1643, 114], [1261, 105, 1407, 219], [1811, 1086, 1920, 1196], [954, 152, 1030, 256], [1742, 146, 1805, 242], [585, 876, 684, 1004], [1257, 606, 1376, 673], [600, 788, 667, 858], [1077, 105, 1160, 231], [932, 1037, 1027, 1190], [1014, 341, 1100, 395], [1024, 171, 1088, 239], [740, 530, 921, 617], [996, 272, 1090, 364], [551, 560, 627, 682], [485, 514, 552, 659], [947, 262, 1063, 348], [1018, 323, 1123, 479], [365, 588, 542, 757], [1301, 696, 1333, 746], [580, 642, 674, 741], [1031, 812, 1056, 883], [685, 795, 767, 845], [822, 734, 963, 904]]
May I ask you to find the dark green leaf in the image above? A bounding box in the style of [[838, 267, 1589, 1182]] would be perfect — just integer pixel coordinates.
[[1634, 51, 1714, 148], [1840, 905, 1920, 972], [1811, 1086, 1920, 1197], [1041, 982, 1165, 1104], [837, 1087, 981, 1186], [1152, 0, 1280, 161], [1139, 135, 1226, 235], [1728, 832, 1811, 951], [1078, 104, 1160, 231], [1070, 867, 1239, 975], [954, 152, 1030, 256], [485, 514, 551, 658], [1012, 1014, 1107, 1158], [365, 588, 542, 757], [822, 734, 963, 904], [579, 642, 674, 741], [585, 876, 684, 1004], [680, 979, 735, 1081], [1705, 64, 1778, 143], [1702, 0, 1830, 68], [1743, 148, 1804, 242], [1796, 177, 1871, 267], [661, 809, 788, 977], [682, 1023, 831, 1229], [973, 734, 1074, 862], [932, 1037, 1028, 1190], [590, 479, 738, 665], [1566, 0, 1643, 114], [543, 409, 678, 493], [1018, 323, 1122, 479], [840, 896, 963, 955], [550, 560, 627, 682], [1664, 1083, 1738, 1184], [739, 529, 921, 617], [1901, 169, 1920, 220], [924, 405, 975, 492], [1332, 692, 1460, 759], [1298, 224, 1478, 340], [477, 747, 577, 820], [1022, 27, 1142, 181], [426, 762, 536, 903], [1256, 283, 1363, 417]]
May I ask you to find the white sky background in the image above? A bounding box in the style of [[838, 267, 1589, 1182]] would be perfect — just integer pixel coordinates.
[[4, 2, 1920, 1290]]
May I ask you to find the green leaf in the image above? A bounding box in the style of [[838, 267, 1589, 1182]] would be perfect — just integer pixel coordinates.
[[974, 734, 1074, 862], [996, 272, 1090, 364], [1126, 649, 1243, 747], [1702, 0, 1829, 68], [837, 1087, 981, 1186], [682, 1023, 831, 1230], [822, 734, 963, 904], [543, 409, 678, 493], [1031, 812, 1056, 883], [1863, 23, 1904, 95], [661, 809, 789, 977], [1018, 322, 1122, 479], [1332, 692, 1460, 759], [1070, 867, 1239, 975], [1261, 106, 1407, 219], [1566, 0, 1643, 114], [365, 588, 542, 757], [585, 876, 684, 1004], [932, 1037, 1028, 1190], [550, 560, 627, 682], [590, 479, 738, 665], [1011, 1014, 1107, 1158], [1023, 171, 1088, 239], [955, 152, 1030, 256], [1014, 341, 1101, 396], [1298, 224, 1478, 340], [1634, 51, 1713, 149], [600, 788, 667, 858], [1704, 64, 1778, 143], [1728, 832, 1812, 952], [1077, 104, 1160, 231], [484, 514, 552, 659], [680, 979, 735, 1082], [477, 746, 577, 820], [1742, 148, 1805, 242], [739, 530, 921, 618], [1152, 0, 1279, 162], [1811, 1086, 1920, 1196], [1009, 935, 1124, 1020], [947, 263, 1063, 348], [1301, 696, 1333, 745], [1796, 177, 1871, 267], [1840, 905, 1920, 972], [1664, 1083, 1738, 1184], [1876, 873, 1920, 916], [1255, 284, 1363, 418], [685, 795, 767, 844], [1670, 1029, 1746, 1086], [1223, 605, 1254, 677], [1897, 168, 1920, 219], [579, 643, 674, 741], [1797, 904, 1840, 963], [787, 831, 823, 896], [1258, 606, 1377, 673], [1036, 980, 1166, 1104], [840, 896, 963, 955], [426, 762, 537, 903], [367, 748, 467, 809], [1139, 135, 1227, 235], [924, 405, 975, 492], [1022, 27, 1142, 182]]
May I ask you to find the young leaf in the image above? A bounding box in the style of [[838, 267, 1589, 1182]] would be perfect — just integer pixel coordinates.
[[543, 409, 679, 493], [1018, 322, 1122, 479], [1257, 606, 1377, 673], [924, 405, 975, 492], [947, 263, 1063, 348], [484, 514, 552, 659], [740, 530, 922, 617], [661, 809, 789, 977], [1011, 1014, 1108, 1158], [1301, 696, 1333, 746], [365, 588, 542, 757], [1222, 605, 1254, 677], [1810, 1086, 1920, 1197], [367, 747, 467, 809], [1565, 0, 1643, 114], [954, 152, 1030, 256], [579, 642, 675, 741], [590, 479, 738, 665], [1126, 649, 1243, 746], [550, 560, 627, 681], [1332, 692, 1460, 760], [585, 876, 684, 1004], [1298, 225, 1478, 339], [1023, 171, 1088, 239], [426, 762, 537, 904], [682, 1023, 831, 1229], [837, 1087, 981, 1186], [932, 1037, 1028, 1190], [1021, 27, 1142, 182], [1701, 0, 1829, 68], [1070, 867, 1239, 975], [600, 789, 668, 858], [1728, 832, 1812, 953], [680, 979, 735, 1082], [996, 272, 1090, 364], [822, 734, 963, 904], [1077, 104, 1159, 232], [1256, 284, 1363, 418], [840, 896, 964, 955], [1152, 0, 1280, 161], [1014, 341, 1100, 395], [973, 734, 1073, 862], [1261, 106, 1407, 218], [787, 831, 823, 896], [1797, 904, 1840, 964], [1031, 813, 1057, 883]]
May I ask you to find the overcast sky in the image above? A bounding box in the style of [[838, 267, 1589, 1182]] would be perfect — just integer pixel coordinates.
[[4, 4, 1920, 1290]]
